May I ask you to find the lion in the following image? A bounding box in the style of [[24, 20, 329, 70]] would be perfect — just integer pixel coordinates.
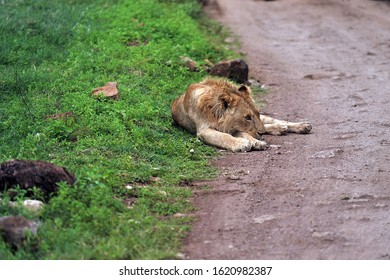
[[171, 78, 311, 152]]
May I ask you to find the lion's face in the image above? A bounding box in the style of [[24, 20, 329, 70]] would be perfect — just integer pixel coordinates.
[[218, 85, 266, 139]]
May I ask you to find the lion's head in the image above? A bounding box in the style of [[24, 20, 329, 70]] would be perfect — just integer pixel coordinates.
[[198, 79, 266, 139]]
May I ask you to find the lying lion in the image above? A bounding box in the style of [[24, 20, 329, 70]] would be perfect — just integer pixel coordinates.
[[171, 78, 311, 152]]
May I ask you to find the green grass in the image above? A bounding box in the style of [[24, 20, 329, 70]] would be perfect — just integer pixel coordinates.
[[0, 0, 235, 259]]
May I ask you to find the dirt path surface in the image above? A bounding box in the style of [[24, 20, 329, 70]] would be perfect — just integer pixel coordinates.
[[183, 0, 390, 259]]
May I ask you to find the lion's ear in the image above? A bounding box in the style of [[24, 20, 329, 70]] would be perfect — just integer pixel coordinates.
[[210, 94, 232, 119], [221, 94, 231, 110], [220, 94, 232, 110], [238, 85, 251, 96]]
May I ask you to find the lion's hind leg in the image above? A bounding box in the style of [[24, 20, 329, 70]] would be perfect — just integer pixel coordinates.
[[260, 115, 312, 135]]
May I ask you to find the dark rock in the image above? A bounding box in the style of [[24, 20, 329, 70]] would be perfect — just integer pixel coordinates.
[[0, 216, 39, 249], [0, 159, 76, 200], [209, 59, 249, 84]]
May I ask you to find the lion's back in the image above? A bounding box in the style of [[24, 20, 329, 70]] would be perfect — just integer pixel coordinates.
[[171, 84, 201, 134]]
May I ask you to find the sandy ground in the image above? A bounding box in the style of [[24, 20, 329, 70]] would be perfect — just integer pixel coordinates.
[[183, 0, 390, 259]]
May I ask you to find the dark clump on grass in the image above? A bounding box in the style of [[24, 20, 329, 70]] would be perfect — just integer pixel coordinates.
[[0, 159, 76, 201], [0, 0, 234, 259]]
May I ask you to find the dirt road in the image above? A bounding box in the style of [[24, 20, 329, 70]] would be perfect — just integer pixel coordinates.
[[183, 0, 390, 259]]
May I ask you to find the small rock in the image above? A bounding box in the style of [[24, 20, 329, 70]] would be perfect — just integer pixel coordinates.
[[22, 200, 44, 212], [253, 214, 276, 224], [173, 213, 195, 218], [7, 199, 44, 212], [247, 79, 262, 87], [311, 149, 342, 159], [176, 252, 186, 259], [237, 169, 250, 175], [173, 213, 186, 218], [150, 177, 161, 183], [0, 216, 39, 249], [227, 175, 241, 180], [123, 197, 137, 209], [380, 139, 390, 146], [180, 56, 198, 72], [92, 82, 119, 100], [158, 190, 167, 197], [374, 203, 387, 208], [224, 37, 235, 44], [270, 145, 281, 149], [312, 231, 335, 241], [209, 59, 249, 84]]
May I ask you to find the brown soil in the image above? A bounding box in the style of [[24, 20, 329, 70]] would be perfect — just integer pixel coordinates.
[[183, 0, 390, 259]]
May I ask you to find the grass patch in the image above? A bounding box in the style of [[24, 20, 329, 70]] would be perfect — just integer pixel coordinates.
[[0, 0, 234, 259]]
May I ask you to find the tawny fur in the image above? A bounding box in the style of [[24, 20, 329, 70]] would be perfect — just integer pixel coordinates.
[[171, 78, 311, 152]]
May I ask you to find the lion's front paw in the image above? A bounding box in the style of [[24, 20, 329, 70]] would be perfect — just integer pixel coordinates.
[[294, 122, 312, 134], [252, 139, 268, 150], [230, 138, 252, 153]]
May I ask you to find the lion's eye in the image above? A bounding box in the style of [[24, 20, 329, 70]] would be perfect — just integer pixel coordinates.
[[245, 115, 252, 121]]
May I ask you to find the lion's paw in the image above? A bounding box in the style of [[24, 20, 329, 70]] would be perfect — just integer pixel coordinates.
[[295, 122, 312, 134], [252, 139, 268, 150], [231, 138, 252, 153], [276, 124, 288, 135]]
